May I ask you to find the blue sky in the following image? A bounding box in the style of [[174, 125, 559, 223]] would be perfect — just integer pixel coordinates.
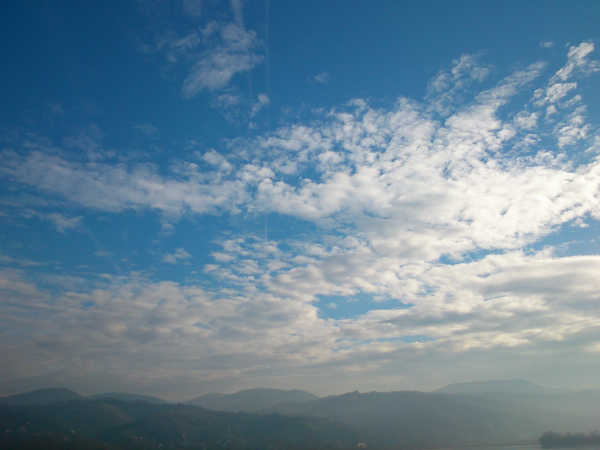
[[2, 0, 600, 400]]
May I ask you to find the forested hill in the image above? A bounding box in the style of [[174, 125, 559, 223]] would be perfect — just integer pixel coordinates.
[[187, 388, 318, 412], [0, 398, 357, 450], [3, 382, 600, 449]]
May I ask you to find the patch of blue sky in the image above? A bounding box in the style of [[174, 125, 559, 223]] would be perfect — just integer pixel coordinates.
[[436, 249, 506, 266], [376, 335, 435, 344], [526, 216, 600, 257], [316, 292, 412, 320]]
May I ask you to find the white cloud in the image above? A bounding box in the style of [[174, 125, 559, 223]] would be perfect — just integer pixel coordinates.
[[426, 54, 491, 115], [250, 93, 270, 117], [513, 111, 538, 129], [540, 41, 554, 48], [535, 81, 577, 106], [553, 41, 599, 81], [555, 110, 590, 147], [162, 247, 192, 264], [3, 42, 600, 396], [45, 213, 82, 233], [181, 23, 263, 97], [313, 72, 330, 84]]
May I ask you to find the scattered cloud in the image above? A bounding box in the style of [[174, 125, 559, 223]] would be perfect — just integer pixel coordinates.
[[162, 247, 192, 264], [3, 42, 600, 396], [45, 213, 82, 233], [181, 22, 263, 98], [134, 123, 158, 137], [553, 42, 599, 81], [313, 72, 330, 84], [250, 93, 270, 117], [427, 54, 491, 115]]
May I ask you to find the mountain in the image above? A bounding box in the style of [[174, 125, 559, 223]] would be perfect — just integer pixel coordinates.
[[435, 379, 548, 395], [91, 392, 166, 404], [271, 390, 538, 447], [0, 398, 357, 450], [4, 384, 600, 449], [269, 385, 600, 447], [188, 388, 318, 413], [0, 388, 83, 406]]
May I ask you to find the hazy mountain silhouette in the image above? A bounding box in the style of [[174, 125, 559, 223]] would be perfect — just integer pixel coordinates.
[[91, 392, 166, 404], [3, 381, 600, 449], [435, 378, 548, 394], [271, 390, 539, 447], [0, 388, 83, 406], [188, 388, 318, 413]]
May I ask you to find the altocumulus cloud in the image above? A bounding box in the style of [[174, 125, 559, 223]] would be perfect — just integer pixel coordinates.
[[2, 42, 600, 398]]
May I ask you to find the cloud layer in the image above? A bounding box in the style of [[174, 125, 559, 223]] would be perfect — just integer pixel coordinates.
[[1, 42, 600, 398]]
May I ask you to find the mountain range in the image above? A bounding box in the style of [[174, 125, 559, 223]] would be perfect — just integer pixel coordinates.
[[2, 380, 599, 449]]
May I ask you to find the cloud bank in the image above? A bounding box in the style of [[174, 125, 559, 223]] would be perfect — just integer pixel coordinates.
[[1, 42, 600, 398]]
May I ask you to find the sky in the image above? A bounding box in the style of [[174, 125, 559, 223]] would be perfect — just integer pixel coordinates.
[[1, 0, 600, 401]]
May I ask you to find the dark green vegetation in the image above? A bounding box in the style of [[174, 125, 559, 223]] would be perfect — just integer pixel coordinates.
[[2, 381, 600, 449]]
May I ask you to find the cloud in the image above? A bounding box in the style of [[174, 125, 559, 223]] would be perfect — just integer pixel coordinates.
[[141, 13, 263, 100], [62, 124, 110, 161], [553, 42, 599, 81], [162, 247, 192, 264], [555, 107, 590, 147], [540, 41, 554, 48], [313, 72, 330, 84], [250, 93, 270, 117], [181, 23, 263, 97], [1, 205, 82, 233], [426, 54, 491, 115], [182, 0, 203, 17], [534, 81, 577, 105], [45, 213, 82, 233], [3, 42, 600, 396], [230, 0, 244, 26], [134, 123, 158, 137]]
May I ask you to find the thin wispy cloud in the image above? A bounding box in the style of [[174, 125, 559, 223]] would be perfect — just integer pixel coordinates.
[[313, 72, 330, 84], [181, 22, 263, 97], [162, 247, 192, 264]]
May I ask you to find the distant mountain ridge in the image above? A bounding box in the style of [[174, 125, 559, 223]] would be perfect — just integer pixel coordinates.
[[0, 388, 83, 405], [435, 379, 548, 395], [0, 388, 166, 406], [90, 392, 166, 404], [3, 381, 600, 449], [187, 388, 318, 412]]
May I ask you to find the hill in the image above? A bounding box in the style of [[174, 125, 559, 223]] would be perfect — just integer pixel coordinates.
[[187, 388, 318, 413], [271, 390, 540, 447], [435, 379, 548, 395], [0, 398, 357, 450], [0, 388, 83, 406], [91, 392, 166, 404]]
